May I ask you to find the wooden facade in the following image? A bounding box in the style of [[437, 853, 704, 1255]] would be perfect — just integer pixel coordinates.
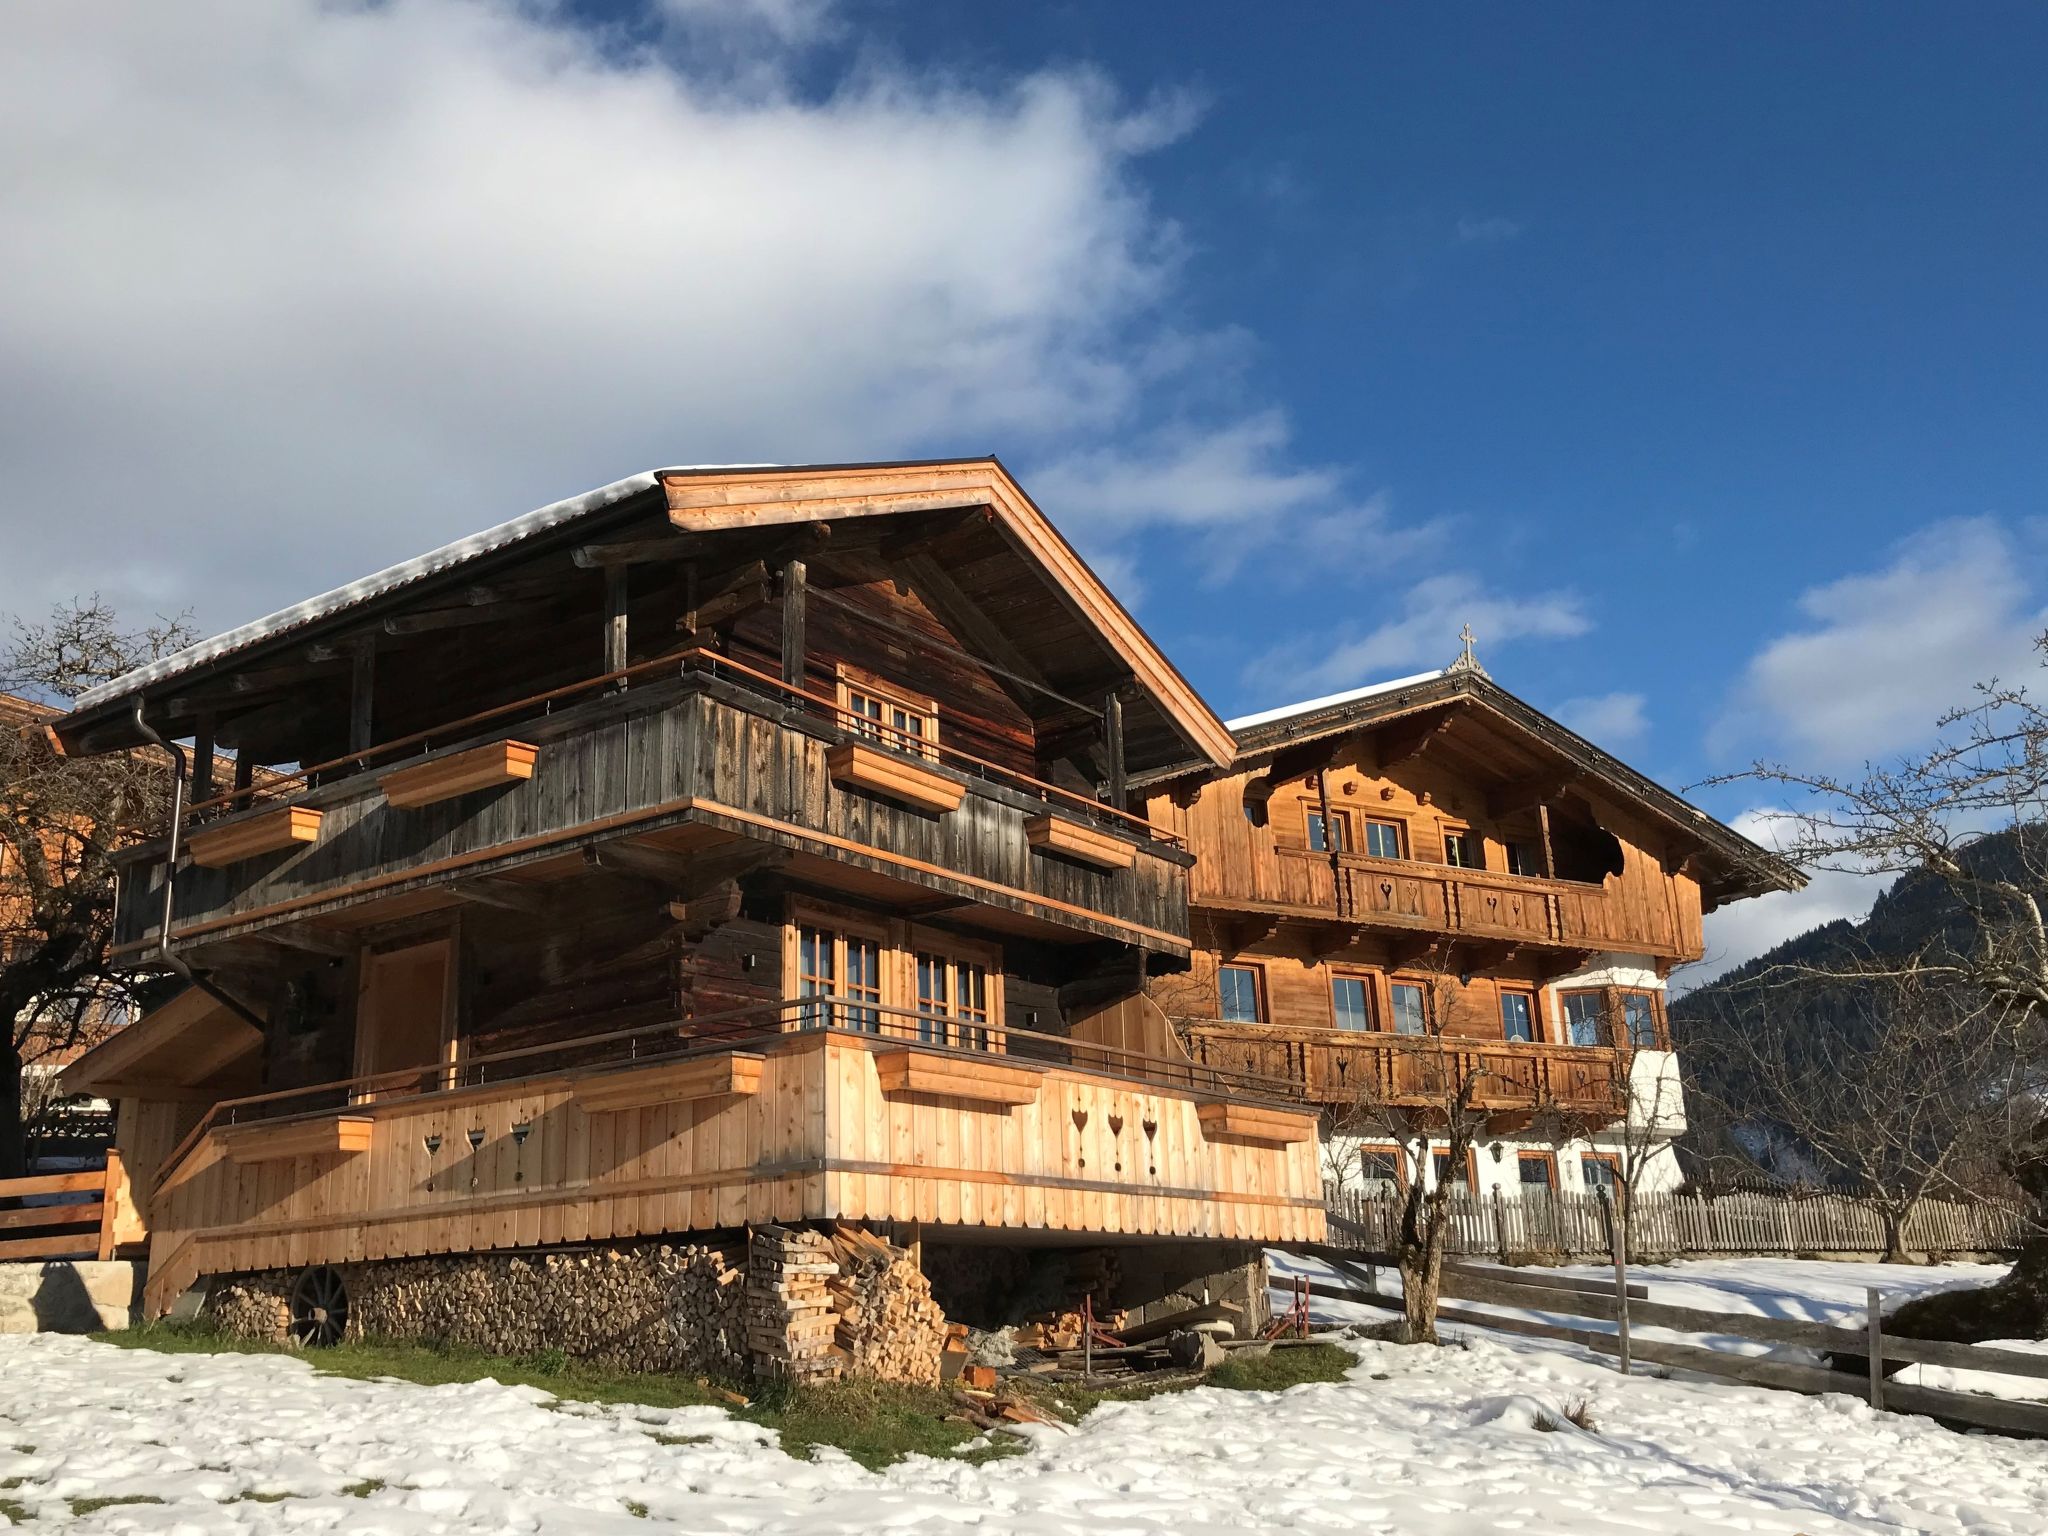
[[1141, 663, 1799, 1129], [54, 461, 1325, 1312]]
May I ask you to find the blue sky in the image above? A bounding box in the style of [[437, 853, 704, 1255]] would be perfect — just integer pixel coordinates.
[[4, 1, 2045, 974]]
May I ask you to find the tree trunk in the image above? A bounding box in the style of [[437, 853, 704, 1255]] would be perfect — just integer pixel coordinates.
[[0, 1040, 26, 1182], [1398, 1187, 1448, 1344], [1878, 1200, 1910, 1264]]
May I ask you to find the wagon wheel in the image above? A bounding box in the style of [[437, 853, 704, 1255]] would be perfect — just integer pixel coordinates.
[[289, 1265, 350, 1348]]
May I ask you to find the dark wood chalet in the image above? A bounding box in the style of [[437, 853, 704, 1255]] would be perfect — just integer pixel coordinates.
[[1137, 652, 1803, 1138], [54, 461, 1323, 1319]]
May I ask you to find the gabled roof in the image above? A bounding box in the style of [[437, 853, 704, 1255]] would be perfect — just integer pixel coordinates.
[[54, 458, 1235, 771], [1153, 663, 1804, 905]]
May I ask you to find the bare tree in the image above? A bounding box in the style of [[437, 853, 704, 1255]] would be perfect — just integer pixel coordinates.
[[1321, 949, 1492, 1344], [1708, 637, 2048, 1325], [1, 598, 194, 1177], [1684, 968, 2023, 1261]]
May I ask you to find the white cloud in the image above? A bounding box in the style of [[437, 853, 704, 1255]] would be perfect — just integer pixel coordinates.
[[1244, 574, 1590, 697], [0, 0, 1276, 636], [1714, 517, 2048, 766], [1679, 808, 1888, 992], [1555, 691, 1647, 747]]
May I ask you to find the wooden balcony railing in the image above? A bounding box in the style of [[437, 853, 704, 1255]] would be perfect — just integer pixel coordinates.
[[1190, 848, 1684, 957], [1174, 1020, 1627, 1120]]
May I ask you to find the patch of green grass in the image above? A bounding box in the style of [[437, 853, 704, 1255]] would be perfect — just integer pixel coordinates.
[[222, 1490, 297, 1504], [92, 1323, 1340, 1472], [624, 1499, 649, 1518], [340, 1479, 385, 1498], [0, 1496, 28, 1524], [1207, 1344, 1354, 1392], [67, 1495, 165, 1516]]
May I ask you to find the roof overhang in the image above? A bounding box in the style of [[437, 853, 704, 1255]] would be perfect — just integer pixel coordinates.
[[1146, 666, 1804, 905]]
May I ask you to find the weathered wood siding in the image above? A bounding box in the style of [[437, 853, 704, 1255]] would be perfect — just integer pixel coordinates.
[[117, 680, 1188, 954]]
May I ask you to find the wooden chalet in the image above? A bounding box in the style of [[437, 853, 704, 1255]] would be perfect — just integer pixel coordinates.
[[1137, 649, 1802, 1172], [51, 461, 1323, 1322]]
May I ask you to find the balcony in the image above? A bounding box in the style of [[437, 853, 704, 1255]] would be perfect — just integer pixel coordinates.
[[139, 999, 1325, 1317], [1189, 847, 1690, 959], [1174, 1019, 1628, 1125], [114, 650, 1191, 957]]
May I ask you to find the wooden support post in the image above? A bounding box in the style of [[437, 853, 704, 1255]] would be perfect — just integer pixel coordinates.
[[349, 638, 375, 758], [604, 566, 629, 684], [1867, 1286, 1885, 1410], [1492, 1185, 1511, 1265], [232, 750, 254, 809], [780, 559, 807, 689], [190, 713, 216, 807], [1103, 689, 1126, 811], [1537, 802, 1557, 879], [1604, 1187, 1631, 1375]]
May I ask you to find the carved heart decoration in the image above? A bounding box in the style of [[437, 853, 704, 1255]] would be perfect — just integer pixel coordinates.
[[1108, 1113, 1125, 1137], [1071, 1109, 1089, 1133], [1142, 1116, 1158, 1141]]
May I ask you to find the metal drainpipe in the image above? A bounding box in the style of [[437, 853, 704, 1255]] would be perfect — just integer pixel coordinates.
[[128, 699, 269, 1034]]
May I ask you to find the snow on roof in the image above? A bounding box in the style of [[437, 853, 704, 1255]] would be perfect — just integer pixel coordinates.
[[1223, 669, 1447, 734], [75, 466, 770, 711]]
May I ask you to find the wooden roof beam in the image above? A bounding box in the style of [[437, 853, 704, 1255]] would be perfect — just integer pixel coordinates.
[[1375, 707, 1465, 771], [1487, 772, 1584, 820]]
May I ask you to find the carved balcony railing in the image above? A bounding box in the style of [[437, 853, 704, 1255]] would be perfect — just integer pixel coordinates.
[[1174, 1019, 1628, 1122]]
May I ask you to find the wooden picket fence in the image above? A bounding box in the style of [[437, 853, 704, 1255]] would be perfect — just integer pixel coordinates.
[[1323, 1183, 2028, 1262]]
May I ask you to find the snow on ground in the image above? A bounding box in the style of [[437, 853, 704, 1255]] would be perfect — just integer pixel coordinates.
[[5, 1259, 2048, 1536]]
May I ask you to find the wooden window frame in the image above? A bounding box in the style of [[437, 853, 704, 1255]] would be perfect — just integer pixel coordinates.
[[1359, 814, 1408, 862], [1431, 1145, 1478, 1192], [1356, 1141, 1408, 1193], [908, 922, 1005, 1051], [1328, 970, 1377, 1033], [783, 898, 889, 1033], [1516, 1149, 1559, 1192], [1560, 987, 1609, 1048], [1440, 823, 1477, 870], [1305, 805, 1353, 854], [1580, 1150, 1623, 1192], [1217, 960, 1268, 1025], [1386, 976, 1431, 1036], [1557, 985, 1668, 1051], [834, 662, 939, 761], [1498, 985, 1539, 1045]]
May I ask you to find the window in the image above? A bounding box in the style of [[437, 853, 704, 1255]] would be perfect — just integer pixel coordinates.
[[797, 922, 882, 1032], [1432, 1149, 1471, 1191], [1362, 818, 1406, 860], [1499, 989, 1537, 1044], [1581, 1153, 1622, 1194], [1358, 1147, 1404, 1197], [1621, 990, 1660, 1049], [1219, 964, 1265, 1023], [1331, 975, 1374, 1032], [1442, 829, 1474, 868], [836, 666, 938, 760], [1390, 982, 1428, 1036], [1503, 840, 1536, 877], [1563, 990, 1607, 1047], [917, 951, 992, 1050], [1518, 1152, 1558, 1192], [1306, 808, 1351, 853]]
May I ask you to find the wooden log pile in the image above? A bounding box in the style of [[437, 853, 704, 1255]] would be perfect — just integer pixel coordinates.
[[823, 1225, 949, 1385], [1011, 1250, 1127, 1350], [747, 1226, 843, 1383]]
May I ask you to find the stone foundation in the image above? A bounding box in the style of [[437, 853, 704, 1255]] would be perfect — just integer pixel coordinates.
[[0, 1261, 144, 1334]]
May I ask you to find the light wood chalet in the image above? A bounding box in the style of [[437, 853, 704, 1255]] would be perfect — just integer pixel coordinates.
[[51, 461, 1323, 1317], [1136, 653, 1803, 1134]]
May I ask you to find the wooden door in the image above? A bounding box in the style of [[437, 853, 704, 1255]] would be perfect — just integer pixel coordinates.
[[354, 938, 454, 1099]]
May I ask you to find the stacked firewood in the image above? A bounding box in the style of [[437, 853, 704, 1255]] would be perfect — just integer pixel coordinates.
[[746, 1226, 843, 1382], [1010, 1250, 1127, 1349], [823, 1225, 949, 1385]]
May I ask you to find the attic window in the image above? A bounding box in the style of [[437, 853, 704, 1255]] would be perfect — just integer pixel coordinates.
[[836, 665, 937, 760]]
